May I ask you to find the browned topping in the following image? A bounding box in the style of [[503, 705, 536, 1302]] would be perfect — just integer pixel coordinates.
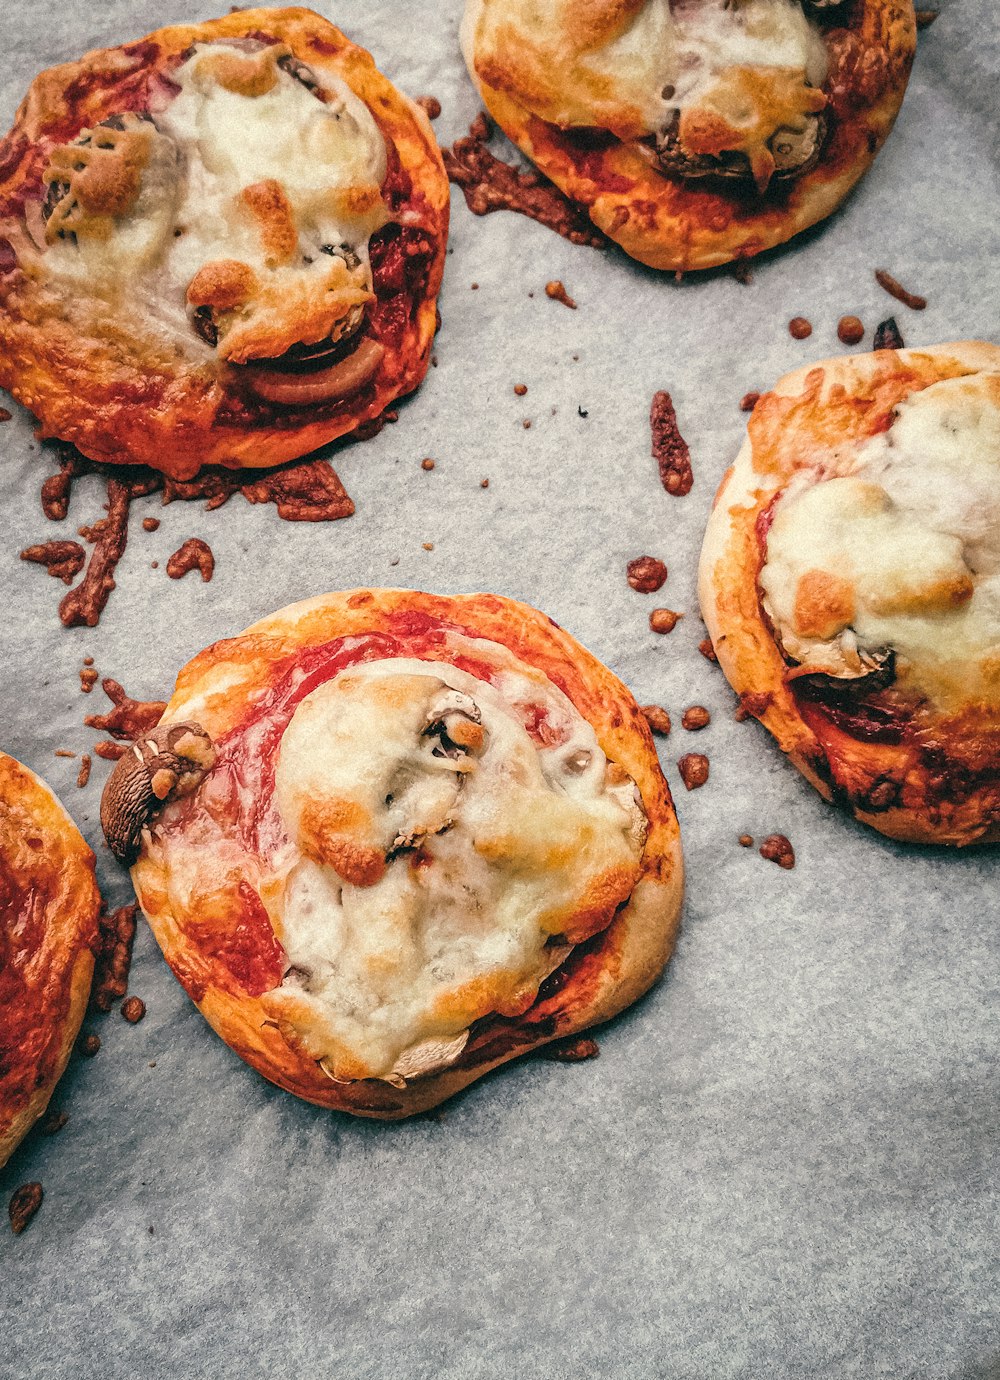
[[513, 384, 527, 396], [759, 834, 795, 869], [650, 391, 693, 496], [874, 317, 905, 351], [789, 316, 813, 340], [681, 706, 711, 731], [698, 637, 718, 663], [9, 1183, 43, 1235], [187, 257, 257, 311], [91, 904, 138, 1013], [444, 118, 606, 249], [0, 407, 11, 422], [627, 556, 668, 593], [76, 754, 92, 788], [121, 996, 146, 1024], [677, 753, 709, 790], [20, 539, 86, 585], [141, 517, 160, 532], [94, 741, 126, 761], [422, 542, 435, 551], [40, 1109, 68, 1136], [738, 834, 754, 848], [649, 608, 682, 635], [421, 458, 436, 472], [837, 315, 865, 346], [166, 538, 214, 582], [416, 95, 442, 120], [864, 779, 900, 811], [79, 1033, 101, 1057], [915, 9, 938, 26], [40, 451, 84, 521], [740, 391, 761, 413], [480, 478, 490, 489], [85, 678, 166, 742], [875, 269, 927, 310], [641, 705, 671, 736], [59, 478, 131, 628], [545, 280, 576, 309], [80, 667, 99, 693], [540, 1036, 599, 1063], [735, 690, 773, 722]]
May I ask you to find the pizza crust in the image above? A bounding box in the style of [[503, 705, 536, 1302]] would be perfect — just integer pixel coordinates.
[[119, 590, 684, 1117], [0, 8, 449, 478], [699, 342, 1000, 847], [461, 0, 915, 271], [0, 753, 101, 1167]]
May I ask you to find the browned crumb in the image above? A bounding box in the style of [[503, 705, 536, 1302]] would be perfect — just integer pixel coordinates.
[[76, 754, 91, 788], [915, 9, 938, 27], [0, 407, 11, 422], [78, 1033, 101, 1057], [735, 690, 774, 722], [649, 608, 682, 634], [416, 94, 442, 120], [94, 741, 126, 761], [40, 1109, 68, 1136], [80, 667, 99, 693], [540, 1036, 599, 1062], [92, 904, 138, 1013], [837, 315, 865, 346], [698, 637, 718, 663], [480, 478, 490, 489], [641, 705, 671, 736], [759, 834, 795, 869], [681, 706, 711, 731], [738, 834, 754, 848], [421, 458, 436, 471], [789, 316, 813, 340], [874, 317, 905, 351], [650, 391, 693, 496], [141, 517, 160, 532], [83, 656, 94, 666], [874, 268, 927, 310], [627, 556, 668, 593], [121, 996, 146, 1024], [470, 282, 479, 290], [522, 419, 532, 429], [731, 260, 754, 285], [20, 540, 87, 585], [677, 753, 709, 790], [740, 391, 761, 413], [9, 1183, 43, 1235], [513, 383, 528, 396], [166, 537, 214, 582], [54, 749, 75, 758], [422, 542, 434, 551], [85, 678, 166, 742], [545, 280, 576, 309]]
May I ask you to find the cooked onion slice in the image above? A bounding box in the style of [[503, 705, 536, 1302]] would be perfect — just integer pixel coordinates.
[[243, 337, 384, 405]]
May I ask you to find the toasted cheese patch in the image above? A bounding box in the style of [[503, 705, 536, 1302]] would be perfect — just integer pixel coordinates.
[[468, 0, 828, 162], [759, 374, 1000, 703], [41, 41, 388, 362], [266, 657, 646, 1081]]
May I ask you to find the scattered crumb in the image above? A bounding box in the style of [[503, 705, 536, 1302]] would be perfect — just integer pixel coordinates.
[[874, 317, 905, 351], [759, 834, 795, 869], [83, 656, 94, 666], [421, 458, 436, 471], [514, 383, 527, 396], [9, 1183, 43, 1236], [40, 1109, 68, 1136], [166, 537, 214, 582], [92, 904, 138, 1013], [650, 391, 693, 496], [740, 391, 761, 412], [732, 260, 754, 285], [121, 996, 146, 1024], [915, 8, 938, 27], [0, 407, 11, 422], [545, 280, 576, 309], [384, 409, 399, 423], [875, 268, 927, 309], [20, 539, 87, 585], [470, 282, 479, 290], [681, 706, 711, 731], [641, 705, 671, 736], [80, 667, 99, 693], [649, 608, 682, 634], [627, 556, 668, 593], [416, 95, 442, 119], [788, 316, 812, 339], [78, 1033, 101, 1057], [577, 405, 588, 418], [677, 753, 709, 790], [54, 748, 75, 758], [738, 834, 754, 848], [422, 542, 434, 551], [522, 419, 532, 429], [480, 478, 490, 489], [837, 315, 865, 346], [141, 517, 160, 532], [540, 1036, 599, 1062], [76, 754, 91, 788], [698, 637, 718, 663]]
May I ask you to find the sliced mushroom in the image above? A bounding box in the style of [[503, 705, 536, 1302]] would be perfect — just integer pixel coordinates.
[[786, 644, 896, 689], [423, 689, 486, 764], [384, 1030, 471, 1086], [653, 109, 827, 187], [242, 337, 384, 405], [101, 721, 215, 863]]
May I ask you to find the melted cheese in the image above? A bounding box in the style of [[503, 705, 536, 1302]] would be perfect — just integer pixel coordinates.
[[759, 375, 1000, 705], [42, 42, 387, 361], [265, 657, 645, 1082]]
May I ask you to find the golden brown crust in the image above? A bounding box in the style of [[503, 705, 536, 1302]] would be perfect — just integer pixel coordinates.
[[461, 0, 916, 271], [0, 8, 449, 478], [128, 590, 684, 1117], [699, 342, 1000, 847], [0, 753, 101, 1167]]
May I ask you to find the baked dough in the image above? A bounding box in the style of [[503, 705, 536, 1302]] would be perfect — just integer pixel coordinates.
[[699, 341, 1000, 846], [0, 753, 101, 1167], [0, 8, 448, 479], [461, 0, 915, 271], [102, 590, 684, 1117]]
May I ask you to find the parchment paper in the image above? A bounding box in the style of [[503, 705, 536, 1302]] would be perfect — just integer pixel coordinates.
[[2, 4, 998, 1378]]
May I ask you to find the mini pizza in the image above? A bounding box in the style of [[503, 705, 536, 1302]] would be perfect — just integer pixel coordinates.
[[0, 8, 448, 479], [460, 0, 915, 271], [699, 342, 1000, 846], [1, 752, 101, 1167], [100, 590, 683, 1117]]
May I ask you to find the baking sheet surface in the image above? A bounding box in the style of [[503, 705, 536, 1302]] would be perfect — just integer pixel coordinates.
[[2, 4, 998, 1377]]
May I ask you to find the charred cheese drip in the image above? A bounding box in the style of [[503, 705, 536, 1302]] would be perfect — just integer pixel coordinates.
[[466, 0, 829, 190], [264, 657, 646, 1084], [40, 41, 387, 364], [759, 374, 1000, 707]]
